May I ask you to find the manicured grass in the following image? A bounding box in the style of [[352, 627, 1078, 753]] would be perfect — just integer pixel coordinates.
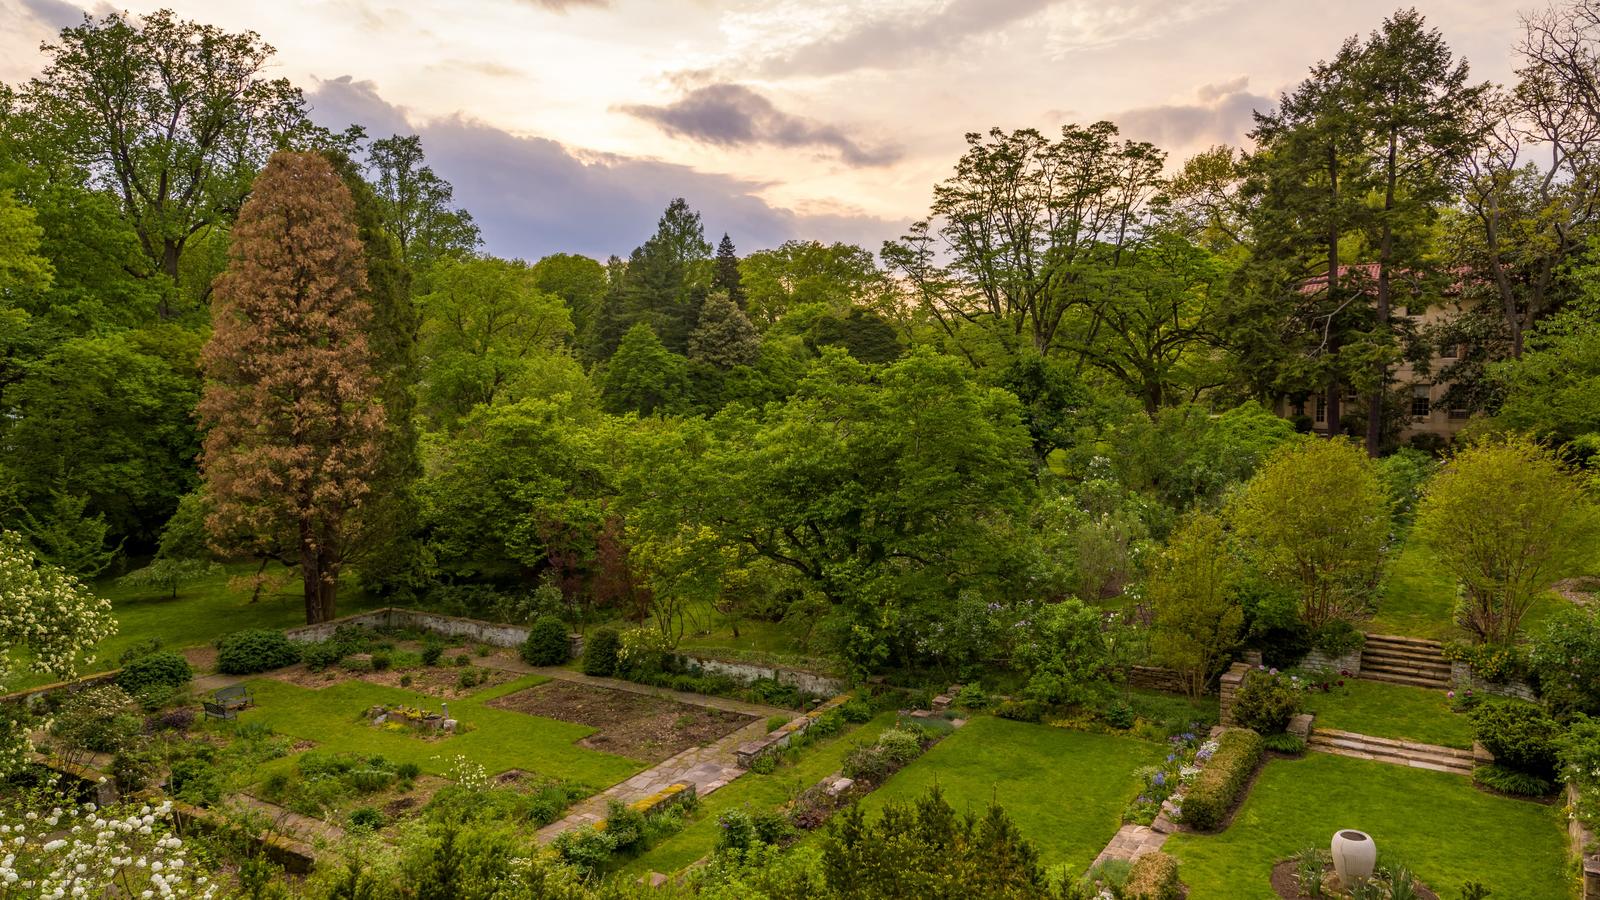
[[1372, 542, 1568, 640], [236, 674, 643, 791], [1302, 679, 1473, 749], [616, 711, 900, 878], [588, 598, 837, 674], [1165, 753, 1570, 899], [857, 717, 1165, 875]]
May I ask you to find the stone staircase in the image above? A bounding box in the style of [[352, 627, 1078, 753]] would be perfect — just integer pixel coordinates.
[[1306, 727, 1474, 776], [1359, 633, 1450, 689]]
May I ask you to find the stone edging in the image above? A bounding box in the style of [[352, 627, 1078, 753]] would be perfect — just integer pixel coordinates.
[[1567, 783, 1600, 899], [2, 669, 122, 706], [734, 694, 852, 768]]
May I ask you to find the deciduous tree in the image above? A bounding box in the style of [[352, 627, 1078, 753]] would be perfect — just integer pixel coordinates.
[[1149, 512, 1244, 698]]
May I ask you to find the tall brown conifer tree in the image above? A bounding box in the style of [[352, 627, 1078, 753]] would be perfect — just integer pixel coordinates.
[[198, 151, 385, 624]]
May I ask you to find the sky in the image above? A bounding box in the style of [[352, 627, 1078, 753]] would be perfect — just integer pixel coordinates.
[[0, 0, 1532, 260]]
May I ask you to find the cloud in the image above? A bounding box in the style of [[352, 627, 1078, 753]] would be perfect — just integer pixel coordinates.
[[517, 0, 608, 10], [305, 76, 902, 259], [19, 0, 88, 30], [1113, 77, 1272, 154], [760, 0, 1053, 77], [622, 83, 900, 167]]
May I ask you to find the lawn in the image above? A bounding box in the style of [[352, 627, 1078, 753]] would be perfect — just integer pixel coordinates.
[[1371, 542, 1569, 640], [587, 597, 838, 674], [235, 674, 644, 792], [857, 716, 1165, 876], [1164, 753, 1570, 899], [616, 711, 900, 878], [9, 563, 387, 690], [1302, 679, 1473, 749]]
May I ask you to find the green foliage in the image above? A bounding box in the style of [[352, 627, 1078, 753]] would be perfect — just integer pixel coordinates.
[[115, 649, 191, 695], [1019, 598, 1109, 706], [581, 627, 620, 676], [1442, 641, 1528, 685], [116, 557, 220, 599], [839, 697, 872, 723], [1150, 511, 1245, 698], [1378, 448, 1438, 532], [1310, 619, 1365, 657], [1261, 732, 1306, 755], [1178, 728, 1264, 831], [168, 755, 222, 806], [215, 628, 300, 674], [1414, 435, 1600, 644], [601, 322, 689, 416], [1530, 606, 1600, 716], [1469, 701, 1561, 779], [1228, 439, 1390, 629], [50, 684, 140, 755], [688, 292, 761, 368], [1473, 763, 1553, 797], [1231, 669, 1303, 735], [521, 615, 570, 666]]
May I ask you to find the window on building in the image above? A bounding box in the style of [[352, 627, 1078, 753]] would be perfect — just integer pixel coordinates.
[[1449, 406, 1470, 420], [1411, 384, 1432, 418], [1291, 398, 1306, 417], [1440, 342, 1460, 359], [1315, 395, 1327, 423]]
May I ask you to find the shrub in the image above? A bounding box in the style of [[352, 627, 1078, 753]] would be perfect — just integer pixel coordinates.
[[454, 653, 470, 667], [261, 771, 291, 798], [766, 714, 790, 734], [1261, 732, 1306, 755], [1530, 606, 1600, 716], [152, 706, 195, 733], [1178, 728, 1263, 831], [1231, 669, 1301, 735], [349, 767, 395, 793], [1473, 763, 1553, 796], [117, 637, 164, 665], [369, 650, 392, 671], [581, 628, 621, 677], [1443, 642, 1529, 685], [616, 627, 674, 677], [52, 685, 141, 754], [552, 825, 617, 878], [348, 807, 384, 830], [301, 641, 344, 672], [1124, 850, 1182, 900], [604, 799, 646, 852], [111, 748, 159, 793], [1103, 700, 1136, 730], [1310, 620, 1364, 658], [118, 650, 192, 698], [841, 746, 892, 783], [396, 761, 422, 781], [996, 699, 1045, 723], [399, 674, 413, 688], [954, 684, 990, 711], [341, 656, 373, 673], [522, 616, 571, 666], [715, 808, 757, 854], [1470, 700, 1561, 779], [876, 728, 924, 766], [839, 697, 872, 723], [168, 756, 222, 806], [216, 629, 299, 674], [421, 641, 444, 666]]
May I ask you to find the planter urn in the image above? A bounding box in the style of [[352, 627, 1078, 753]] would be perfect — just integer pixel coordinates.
[[1331, 829, 1376, 885]]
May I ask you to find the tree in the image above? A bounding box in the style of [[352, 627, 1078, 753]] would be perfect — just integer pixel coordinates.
[[688, 292, 761, 368], [530, 252, 607, 343], [198, 151, 386, 624], [714, 233, 746, 308], [601, 323, 689, 416], [1414, 435, 1600, 644], [18, 10, 317, 309], [0, 529, 116, 774], [588, 199, 712, 359], [116, 557, 221, 600], [1149, 512, 1244, 698], [12, 487, 116, 577], [740, 240, 885, 329], [1228, 438, 1390, 630], [1016, 598, 1108, 706], [804, 308, 903, 364], [366, 134, 480, 275], [417, 256, 571, 427]]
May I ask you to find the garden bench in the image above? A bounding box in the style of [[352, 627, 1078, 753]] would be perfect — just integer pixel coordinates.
[[202, 700, 236, 720], [213, 684, 254, 710]]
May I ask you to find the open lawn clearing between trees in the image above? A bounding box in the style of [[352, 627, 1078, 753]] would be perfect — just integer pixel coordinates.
[[615, 710, 900, 878], [856, 716, 1166, 874], [236, 674, 644, 790], [1371, 544, 1569, 641], [1164, 752, 1568, 899], [1302, 679, 1473, 749]]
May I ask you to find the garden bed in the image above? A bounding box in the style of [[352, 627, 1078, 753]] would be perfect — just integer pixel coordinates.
[[487, 680, 755, 763], [1268, 858, 1438, 899]]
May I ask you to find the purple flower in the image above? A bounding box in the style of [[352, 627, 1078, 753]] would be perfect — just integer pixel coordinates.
[[1447, 690, 1455, 699]]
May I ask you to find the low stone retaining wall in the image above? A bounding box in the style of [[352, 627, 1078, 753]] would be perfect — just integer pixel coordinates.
[[285, 607, 539, 649], [31, 754, 120, 807], [170, 801, 318, 875], [1569, 784, 1600, 899], [1449, 662, 1537, 702], [1128, 665, 1188, 694], [1301, 647, 1362, 676], [1218, 662, 1250, 726], [2, 669, 122, 707], [734, 694, 852, 769], [680, 654, 846, 697]]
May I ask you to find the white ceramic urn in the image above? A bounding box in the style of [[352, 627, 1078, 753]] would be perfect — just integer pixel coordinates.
[[1331, 829, 1377, 885]]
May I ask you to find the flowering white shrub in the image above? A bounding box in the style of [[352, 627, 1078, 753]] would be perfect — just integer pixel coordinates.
[[0, 793, 216, 898], [0, 530, 117, 775]]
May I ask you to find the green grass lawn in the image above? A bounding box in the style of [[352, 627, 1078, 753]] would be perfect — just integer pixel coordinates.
[[857, 717, 1165, 876], [1302, 679, 1473, 749], [1371, 542, 1569, 641], [235, 674, 643, 792], [586, 598, 838, 674], [9, 563, 388, 690], [615, 711, 900, 878], [1165, 753, 1570, 899]]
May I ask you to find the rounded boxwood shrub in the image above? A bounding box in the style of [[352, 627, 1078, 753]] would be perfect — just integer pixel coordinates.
[[117, 650, 193, 695], [1125, 850, 1182, 900], [1470, 699, 1561, 779], [581, 627, 621, 676], [1231, 669, 1301, 735], [216, 629, 300, 674], [521, 616, 571, 666]]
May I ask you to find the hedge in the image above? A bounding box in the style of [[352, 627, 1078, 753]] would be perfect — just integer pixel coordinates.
[[216, 629, 300, 675], [1179, 728, 1263, 831], [116, 651, 193, 695], [1124, 850, 1182, 900]]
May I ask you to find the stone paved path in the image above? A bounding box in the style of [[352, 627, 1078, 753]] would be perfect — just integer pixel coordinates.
[[193, 673, 245, 693], [535, 713, 776, 843], [1091, 823, 1167, 869], [233, 794, 346, 845], [508, 665, 791, 719]]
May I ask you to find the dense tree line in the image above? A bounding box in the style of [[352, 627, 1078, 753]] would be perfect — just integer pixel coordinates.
[[0, 5, 1596, 680]]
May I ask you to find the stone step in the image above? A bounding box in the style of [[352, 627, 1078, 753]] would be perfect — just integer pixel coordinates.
[[1363, 633, 1444, 649], [1358, 670, 1450, 689], [1361, 643, 1448, 662], [1307, 730, 1473, 775], [1360, 660, 1451, 678]]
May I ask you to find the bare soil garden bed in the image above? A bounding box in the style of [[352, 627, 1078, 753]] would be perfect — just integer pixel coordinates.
[[488, 680, 754, 763], [263, 661, 517, 698]]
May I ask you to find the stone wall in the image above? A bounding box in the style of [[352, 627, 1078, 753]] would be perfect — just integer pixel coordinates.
[[681, 654, 846, 697], [170, 801, 318, 875], [1127, 665, 1189, 694], [734, 694, 852, 769], [284, 607, 537, 649], [1449, 661, 1537, 702], [1569, 784, 1600, 899], [0, 669, 122, 707], [1218, 662, 1251, 726], [1301, 647, 1362, 676]]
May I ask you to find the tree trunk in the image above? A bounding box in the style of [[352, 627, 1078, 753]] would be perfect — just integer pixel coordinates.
[[1325, 143, 1342, 439], [299, 523, 338, 624], [1367, 132, 1399, 458]]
